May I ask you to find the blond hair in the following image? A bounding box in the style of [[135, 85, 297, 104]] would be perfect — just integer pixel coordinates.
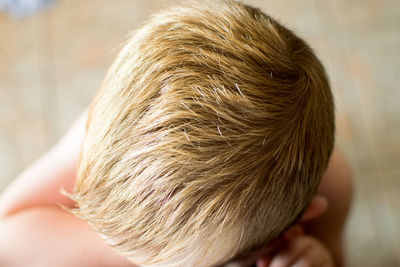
[[71, 1, 335, 266]]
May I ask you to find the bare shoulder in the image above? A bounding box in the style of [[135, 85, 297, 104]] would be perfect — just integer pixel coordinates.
[[303, 148, 354, 265], [0, 207, 135, 267], [318, 149, 353, 218]]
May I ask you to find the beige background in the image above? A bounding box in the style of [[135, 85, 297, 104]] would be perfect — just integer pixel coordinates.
[[1, 0, 399, 266]]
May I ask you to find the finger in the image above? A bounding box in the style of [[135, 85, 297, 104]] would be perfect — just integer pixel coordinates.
[[224, 237, 285, 267], [224, 230, 300, 267], [291, 258, 311, 267], [300, 242, 334, 267], [256, 255, 272, 267], [269, 237, 313, 267], [269, 250, 298, 267]]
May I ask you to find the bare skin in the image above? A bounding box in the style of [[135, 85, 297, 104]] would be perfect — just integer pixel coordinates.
[[0, 111, 353, 267], [0, 207, 134, 267]]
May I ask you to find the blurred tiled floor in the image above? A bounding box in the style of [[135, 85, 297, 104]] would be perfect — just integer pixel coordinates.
[[1, 0, 399, 266]]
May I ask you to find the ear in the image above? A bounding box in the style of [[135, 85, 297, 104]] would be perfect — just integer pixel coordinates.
[[300, 195, 329, 222]]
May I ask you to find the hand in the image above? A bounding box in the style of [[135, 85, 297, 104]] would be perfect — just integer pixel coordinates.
[[222, 225, 304, 267], [260, 234, 335, 267], [222, 225, 334, 267]]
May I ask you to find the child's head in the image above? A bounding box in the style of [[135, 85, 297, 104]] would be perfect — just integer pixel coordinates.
[[71, 0, 334, 266]]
